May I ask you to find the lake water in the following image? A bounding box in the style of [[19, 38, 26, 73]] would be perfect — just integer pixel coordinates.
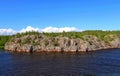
[[0, 49, 120, 76]]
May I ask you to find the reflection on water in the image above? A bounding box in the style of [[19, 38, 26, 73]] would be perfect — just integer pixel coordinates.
[[0, 49, 120, 76]]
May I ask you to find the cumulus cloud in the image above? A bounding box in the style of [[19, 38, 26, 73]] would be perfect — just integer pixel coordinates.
[[41, 26, 79, 32], [0, 26, 80, 35], [19, 26, 39, 33], [19, 26, 79, 33], [0, 28, 17, 35]]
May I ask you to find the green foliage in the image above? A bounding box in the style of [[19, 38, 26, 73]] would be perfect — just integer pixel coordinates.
[[16, 31, 39, 37], [104, 36, 113, 43], [103, 34, 116, 43], [4, 30, 120, 40], [0, 36, 12, 49], [32, 41, 39, 46], [0, 46, 4, 49], [42, 30, 120, 40], [43, 32, 61, 37], [22, 38, 31, 45]]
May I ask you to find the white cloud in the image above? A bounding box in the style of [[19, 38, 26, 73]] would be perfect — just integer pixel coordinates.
[[0, 26, 80, 35], [0, 28, 17, 35], [41, 26, 79, 32], [19, 26, 39, 33]]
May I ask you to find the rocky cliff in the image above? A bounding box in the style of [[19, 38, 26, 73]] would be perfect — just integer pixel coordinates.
[[4, 31, 120, 53]]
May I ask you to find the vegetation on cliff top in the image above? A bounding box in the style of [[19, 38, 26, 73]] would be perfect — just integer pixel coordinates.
[[14, 30, 120, 38], [1, 30, 120, 49]]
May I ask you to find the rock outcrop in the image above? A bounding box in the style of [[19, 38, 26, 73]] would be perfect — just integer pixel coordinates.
[[4, 33, 120, 53]]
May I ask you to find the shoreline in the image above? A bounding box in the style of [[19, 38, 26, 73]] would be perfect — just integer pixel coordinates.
[[4, 48, 120, 54]]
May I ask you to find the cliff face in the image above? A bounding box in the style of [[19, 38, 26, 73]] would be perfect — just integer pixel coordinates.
[[4, 33, 120, 53]]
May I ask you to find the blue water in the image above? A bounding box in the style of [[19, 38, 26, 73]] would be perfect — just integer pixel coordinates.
[[0, 49, 120, 76]]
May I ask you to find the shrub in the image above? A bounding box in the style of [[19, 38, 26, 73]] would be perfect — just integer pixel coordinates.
[[22, 38, 31, 45]]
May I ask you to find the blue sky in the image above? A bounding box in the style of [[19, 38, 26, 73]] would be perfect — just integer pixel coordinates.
[[0, 0, 120, 33]]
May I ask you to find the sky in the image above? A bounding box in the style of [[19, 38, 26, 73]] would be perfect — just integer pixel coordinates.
[[0, 0, 120, 35]]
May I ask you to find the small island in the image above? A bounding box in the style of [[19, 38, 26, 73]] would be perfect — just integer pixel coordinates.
[[1, 30, 120, 53]]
